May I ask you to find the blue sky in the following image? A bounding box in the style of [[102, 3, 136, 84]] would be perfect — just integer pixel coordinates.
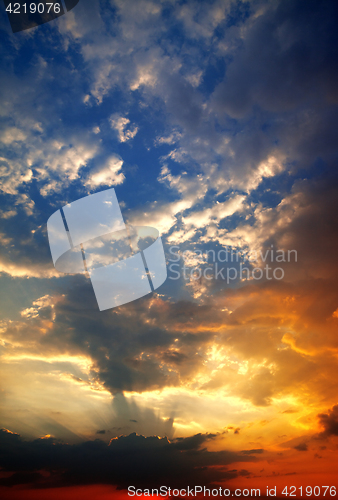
[[1, 0, 338, 495]]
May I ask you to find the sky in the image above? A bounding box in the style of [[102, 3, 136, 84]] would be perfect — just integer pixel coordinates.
[[0, 0, 338, 498]]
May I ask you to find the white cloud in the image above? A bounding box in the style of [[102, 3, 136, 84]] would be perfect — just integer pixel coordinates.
[[36, 139, 98, 196], [129, 198, 192, 235], [166, 195, 246, 244], [155, 130, 182, 146], [0, 127, 26, 144], [185, 70, 203, 88], [110, 114, 138, 142], [0, 209, 17, 219], [0, 258, 59, 279], [183, 195, 246, 229], [21, 294, 56, 319], [0, 157, 33, 195], [0, 120, 99, 197], [174, 0, 230, 40], [85, 154, 125, 188]]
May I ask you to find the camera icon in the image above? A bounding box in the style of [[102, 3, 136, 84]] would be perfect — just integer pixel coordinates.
[[47, 188, 167, 311]]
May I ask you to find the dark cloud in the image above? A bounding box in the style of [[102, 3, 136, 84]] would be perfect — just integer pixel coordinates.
[[0, 429, 258, 489], [260, 171, 338, 282], [212, 0, 338, 117], [241, 449, 264, 455], [1, 282, 221, 396], [171, 433, 216, 450], [208, 0, 338, 187], [294, 443, 308, 452], [318, 405, 338, 437], [2, 230, 338, 410]]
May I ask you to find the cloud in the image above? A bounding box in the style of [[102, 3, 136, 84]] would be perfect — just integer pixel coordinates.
[[20, 295, 56, 320], [207, 170, 338, 287], [318, 405, 338, 437], [110, 115, 138, 143], [1, 262, 337, 413], [294, 443, 308, 452], [0, 127, 27, 145], [0, 220, 58, 279], [0, 429, 258, 489], [182, 195, 246, 230], [0, 125, 99, 197], [0, 156, 33, 196], [174, 0, 230, 40], [154, 130, 182, 146], [1, 1, 338, 488], [211, 0, 338, 117], [241, 448, 264, 455], [37, 139, 98, 196], [85, 154, 125, 188]]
